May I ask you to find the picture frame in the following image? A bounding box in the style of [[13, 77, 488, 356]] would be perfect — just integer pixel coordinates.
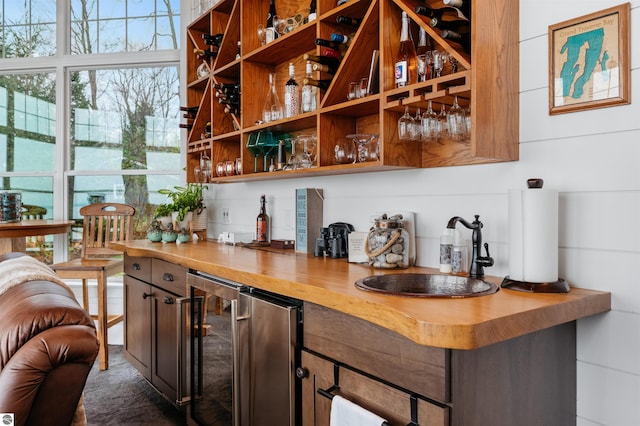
[[548, 3, 630, 115]]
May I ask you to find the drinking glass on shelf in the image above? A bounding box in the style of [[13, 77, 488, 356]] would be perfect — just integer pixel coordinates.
[[411, 108, 422, 141], [257, 24, 266, 46], [421, 100, 439, 142], [447, 96, 466, 141], [359, 78, 368, 98], [224, 160, 236, 176], [246, 132, 263, 173], [417, 54, 429, 82], [273, 15, 287, 36], [348, 82, 358, 100], [437, 103, 448, 139], [216, 161, 226, 177], [397, 106, 415, 142], [256, 131, 278, 172], [347, 133, 378, 163], [334, 138, 357, 164], [447, 54, 459, 73], [432, 50, 446, 78]]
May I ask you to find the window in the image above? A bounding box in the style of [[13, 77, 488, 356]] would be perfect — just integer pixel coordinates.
[[0, 1, 184, 263]]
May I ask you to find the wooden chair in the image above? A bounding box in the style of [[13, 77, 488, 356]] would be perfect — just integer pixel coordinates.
[[51, 203, 135, 370]]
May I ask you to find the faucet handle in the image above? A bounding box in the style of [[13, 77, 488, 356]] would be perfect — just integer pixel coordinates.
[[477, 243, 494, 268]]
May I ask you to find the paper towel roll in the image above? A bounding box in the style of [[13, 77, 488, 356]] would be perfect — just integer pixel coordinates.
[[508, 186, 559, 283]]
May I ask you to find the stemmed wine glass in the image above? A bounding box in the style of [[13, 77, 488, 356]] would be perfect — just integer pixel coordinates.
[[256, 131, 278, 172], [397, 106, 414, 142], [447, 96, 466, 141], [417, 54, 430, 82], [421, 100, 439, 142], [411, 108, 422, 141], [432, 50, 446, 78], [246, 132, 263, 173]]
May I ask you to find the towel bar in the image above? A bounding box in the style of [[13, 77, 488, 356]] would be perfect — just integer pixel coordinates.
[[316, 362, 419, 426]]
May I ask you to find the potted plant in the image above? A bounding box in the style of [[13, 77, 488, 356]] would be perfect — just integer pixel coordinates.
[[158, 183, 207, 231]]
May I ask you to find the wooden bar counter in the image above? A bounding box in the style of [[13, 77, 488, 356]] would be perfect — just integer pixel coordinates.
[[114, 239, 610, 350]]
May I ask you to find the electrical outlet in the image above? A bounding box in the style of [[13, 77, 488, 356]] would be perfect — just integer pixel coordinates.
[[222, 207, 230, 224]]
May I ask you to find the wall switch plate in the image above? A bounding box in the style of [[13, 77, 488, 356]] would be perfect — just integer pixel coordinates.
[[222, 207, 230, 224]]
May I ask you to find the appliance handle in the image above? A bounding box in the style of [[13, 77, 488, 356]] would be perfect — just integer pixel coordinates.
[[176, 296, 203, 406], [231, 299, 242, 426]]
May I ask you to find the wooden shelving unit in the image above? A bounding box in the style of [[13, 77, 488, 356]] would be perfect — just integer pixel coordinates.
[[184, 0, 519, 183]]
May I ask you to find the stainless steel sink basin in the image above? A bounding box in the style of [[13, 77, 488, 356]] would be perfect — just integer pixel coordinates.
[[354, 273, 499, 298]]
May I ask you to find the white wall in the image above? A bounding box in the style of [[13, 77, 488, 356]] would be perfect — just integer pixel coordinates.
[[203, 1, 640, 424]]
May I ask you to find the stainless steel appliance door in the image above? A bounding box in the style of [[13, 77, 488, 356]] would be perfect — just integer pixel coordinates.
[[237, 291, 298, 426]]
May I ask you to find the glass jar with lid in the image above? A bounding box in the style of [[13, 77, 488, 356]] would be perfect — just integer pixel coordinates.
[[365, 213, 410, 269]]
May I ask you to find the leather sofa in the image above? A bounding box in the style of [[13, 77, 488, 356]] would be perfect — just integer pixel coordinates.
[[0, 252, 99, 426]]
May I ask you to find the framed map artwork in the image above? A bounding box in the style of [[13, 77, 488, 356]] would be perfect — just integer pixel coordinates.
[[549, 3, 630, 114]]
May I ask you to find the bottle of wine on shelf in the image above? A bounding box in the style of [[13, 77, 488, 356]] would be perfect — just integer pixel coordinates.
[[301, 61, 317, 113], [265, 0, 278, 44], [194, 48, 216, 61], [312, 63, 337, 75], [179, 123, 193, 130], [395, 11, 417, 88], [330, 32, 353, 45], [256, 194, 269, 243], [180, 106, 199, 117], [315, 38, 346, 54], [429, 16, 470, 34], [213, 82, 241, 93], [302, 78, 331, 91], [320, 47, 342, 60], [443, 0, 470, 20], [441, 29, 470, 52], [415, 3, 469, 22], [336, 15, 361, 28], [202, 33, 224, 46], [308, 0, 317, 22], [417, 26, 432, 56], [284, 63, 300, 118], [304, 53, 341, 69]]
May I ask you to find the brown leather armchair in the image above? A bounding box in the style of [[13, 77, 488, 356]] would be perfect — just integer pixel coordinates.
[[0, 253, 99, 426]]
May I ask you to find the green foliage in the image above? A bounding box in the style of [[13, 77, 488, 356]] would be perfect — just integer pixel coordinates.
[[156, 183, 207, 221]]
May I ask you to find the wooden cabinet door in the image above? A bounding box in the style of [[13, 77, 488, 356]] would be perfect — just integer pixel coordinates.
[[151, 286, 180, 401], [124, 275, 152, 379], [300, 351, 449, 426]]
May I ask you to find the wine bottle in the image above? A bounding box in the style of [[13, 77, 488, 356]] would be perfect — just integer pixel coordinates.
[[308, 0, 317, 22], [213, 82, 241, 93], [315, 38, 345, 53], [336, 15, 361, 28], [416, 26, 431, 56], [331, 32, 354, 45], [265, 0, 278, 43], [443, 0, 470, 19], [180, 106, 199, 115], [430, 16, 470, 34], [302, 78, 331, 91], [256, 194, 269, 242], [202, 33, 224, 46], [312, 63, 337, 75], [284, 62, 300, 118], [303, 53, 341, 69], [194, 48, 216, 61], [301, 61, 317, 113], [321, 47, 343, 60], [179, 123, 193, 130], [415, 3, 468, 21], [395, 11, 417, 88], [441, 29, 470, 52]]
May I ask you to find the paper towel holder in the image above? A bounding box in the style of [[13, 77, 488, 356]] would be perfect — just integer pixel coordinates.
[[501, 276, 569, 293]]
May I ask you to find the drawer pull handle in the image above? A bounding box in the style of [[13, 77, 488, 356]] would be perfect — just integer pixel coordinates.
[[163, 273, 174, 282], [143, 292, 152, 299], [163, 296, 174, 304], [132, 263, 141, 270]]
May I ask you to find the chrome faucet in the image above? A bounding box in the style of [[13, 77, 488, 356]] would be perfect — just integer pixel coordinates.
[[447, 214, 494, 278]]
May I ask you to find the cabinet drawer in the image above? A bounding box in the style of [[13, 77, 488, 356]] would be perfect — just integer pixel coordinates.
[[304, 303, 449, 402], [301, 350, 448, 426], [124, 256, 151, 283], [151, 258, 187, 297]]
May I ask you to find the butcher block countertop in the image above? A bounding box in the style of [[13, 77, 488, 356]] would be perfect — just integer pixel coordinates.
[[114, 239, 611, 350]]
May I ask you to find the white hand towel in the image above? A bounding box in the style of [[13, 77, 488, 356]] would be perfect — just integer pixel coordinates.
[[330, 395, 387, 426]]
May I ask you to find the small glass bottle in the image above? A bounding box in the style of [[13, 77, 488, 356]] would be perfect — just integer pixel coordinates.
[[301, 61, 317, 113], [439, 228, 453, 273], [256, 194, 270, 242], [263, 72, 283, 123], [451, 229, 468, 275], [284, 63, 300, 118]]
